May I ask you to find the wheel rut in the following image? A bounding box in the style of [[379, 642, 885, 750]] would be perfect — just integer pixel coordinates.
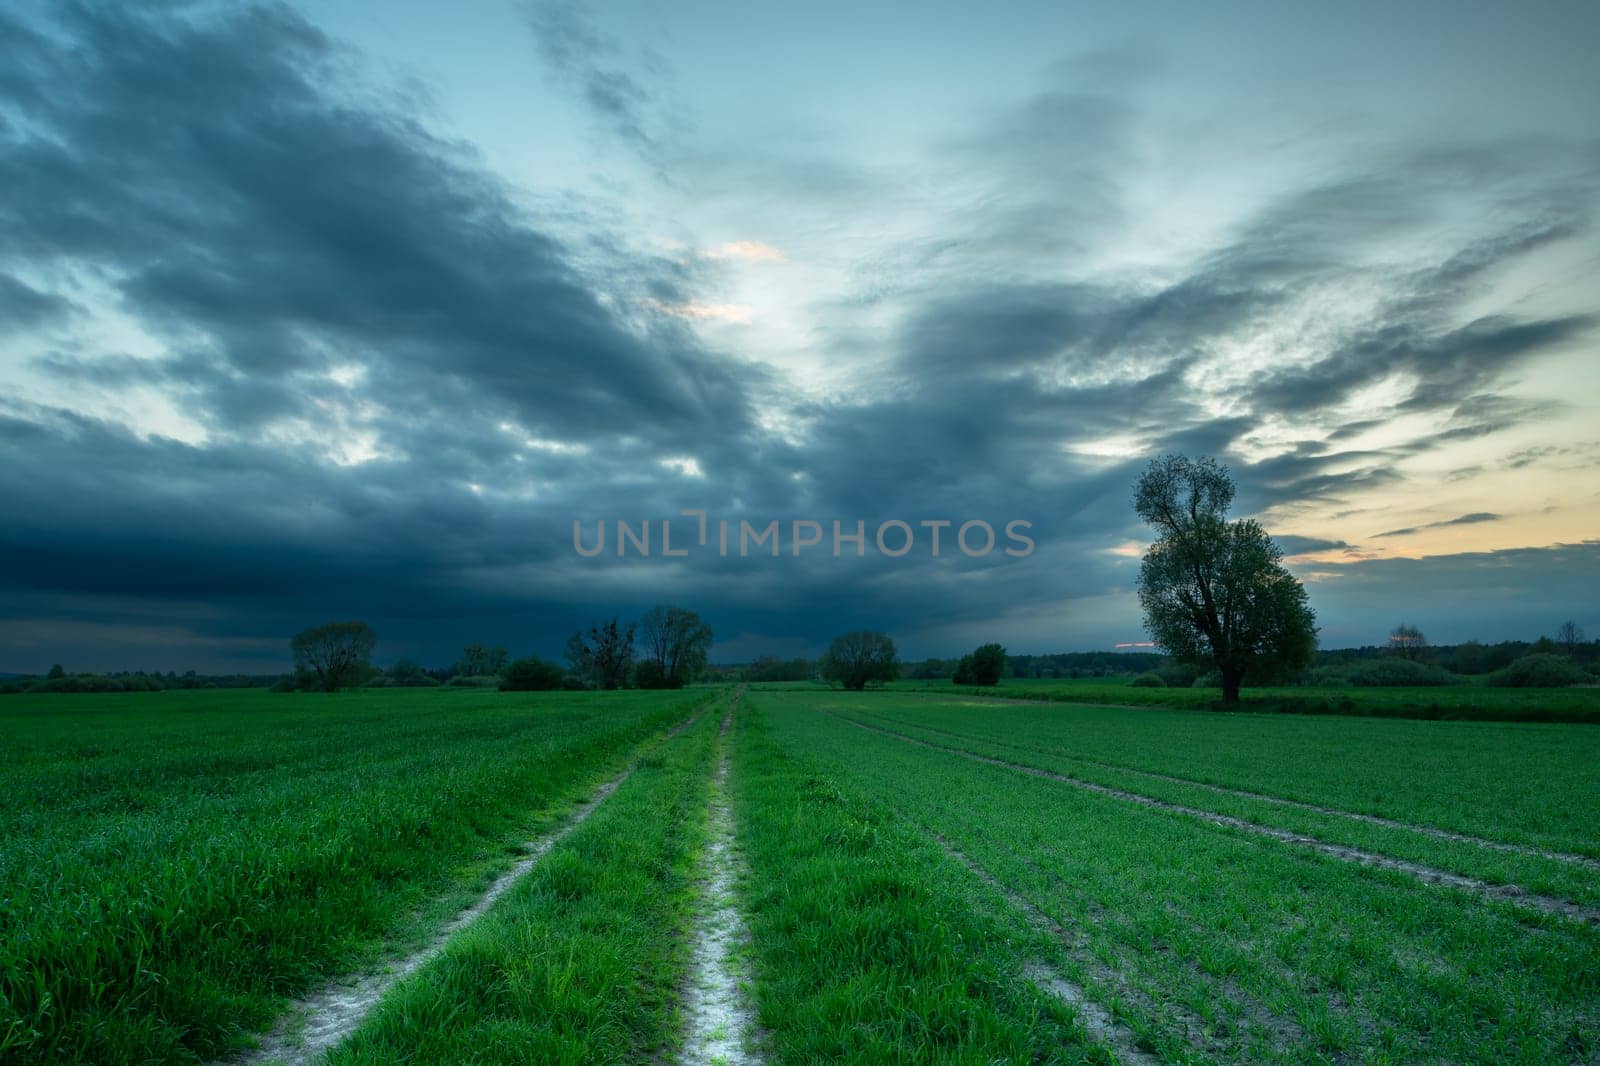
[[222, 705, 710, 1065], [833, 713, 1600, 926]]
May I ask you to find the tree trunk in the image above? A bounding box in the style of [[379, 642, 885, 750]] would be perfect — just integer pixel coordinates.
[[1220, 668, 1242, 707]]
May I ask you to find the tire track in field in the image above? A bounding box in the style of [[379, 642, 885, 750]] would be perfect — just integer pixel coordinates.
[[832, 714, 1600, 926], [861, 708, 1600, 871], [680, 704, 761, 1066], [915, 809, 1326, 1061], [226, 704, 713, 1066], [924, 830, 1171, 1065]]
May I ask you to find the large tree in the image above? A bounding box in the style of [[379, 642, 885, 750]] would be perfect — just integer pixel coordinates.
[[953, 642, 1006, 686], [1134, 455, 1316, 706], [819, 630, 899, 691], [579, 618, 635, 690], [290, 620, 377, 691], [637, 605, 714, 688]]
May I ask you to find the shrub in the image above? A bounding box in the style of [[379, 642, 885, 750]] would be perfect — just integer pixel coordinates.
[[28, 674, 128, 693], [1307, 666, 1352, 687], [1345, 658, 1465, 687], [560, 674, 591, 691], [633, 660, 684, 690], [1129, 672, 1165, 688], [383, 658, 437, 687], [500, 656, 565, 692], [445, 674, 501, 688], [1487, 654, 1590, 688], [968, 643, 1006, 686], [1155, 663, 1201, 687]]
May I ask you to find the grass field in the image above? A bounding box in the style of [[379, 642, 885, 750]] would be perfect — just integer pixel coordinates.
[[4, 685, 1598, 1063], [0, 687, 709, 1063], [892, 676, 1600, 723]]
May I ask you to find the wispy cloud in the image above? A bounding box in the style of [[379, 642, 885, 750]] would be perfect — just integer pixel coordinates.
[[1372, 512, 1502, 538], [525, 0, 677, 161]]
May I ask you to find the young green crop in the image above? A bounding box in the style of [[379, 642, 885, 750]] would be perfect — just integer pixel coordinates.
[[756, 692, 1600, 1063], [327, 700, 728, 1064], [860, 690, 1600, 857], [835, 700, 1600, 911], [729, 696, 1113, 1064], [886, 676, 1600, 723], [0, 687, 708, 1064]]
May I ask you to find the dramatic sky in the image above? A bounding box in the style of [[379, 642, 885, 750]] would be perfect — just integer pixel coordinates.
[[2, 0, 1597, 672]]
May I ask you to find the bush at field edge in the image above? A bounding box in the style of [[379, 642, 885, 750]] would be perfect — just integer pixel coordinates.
[[1487, 653, 1591, 688]]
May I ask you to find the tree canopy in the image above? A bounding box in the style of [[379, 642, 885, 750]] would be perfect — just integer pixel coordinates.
[[289, 621, 376, 691], [954, 642, 1006, 686], [819, 630, 899, 691], [1134, 455, 1316, 705], [637, 605, 714, 688], [573, 618, 635, 690]]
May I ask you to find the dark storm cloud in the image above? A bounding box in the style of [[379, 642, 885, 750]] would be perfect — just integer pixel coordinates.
[[0, 1, 788, 668], [1306, 541, 1600, 647], [0, 2, 753, 448], [0, 2, 1595, 673]]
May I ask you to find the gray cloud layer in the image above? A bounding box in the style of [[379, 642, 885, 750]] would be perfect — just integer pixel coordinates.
[[0, 2, 1596, 671]]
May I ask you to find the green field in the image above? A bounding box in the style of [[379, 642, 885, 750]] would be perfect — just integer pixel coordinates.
[[4, 686, 1598, 1063], [0, 687, 708, 1063], [892, 676, 1600, 722]]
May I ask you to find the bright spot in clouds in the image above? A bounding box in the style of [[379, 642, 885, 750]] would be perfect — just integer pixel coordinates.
[[660, 456, 705, 478], [705, 240, 784, 262], [645, 298, 753, 324]]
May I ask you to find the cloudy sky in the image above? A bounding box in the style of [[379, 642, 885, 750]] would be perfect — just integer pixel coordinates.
[[2, 0, 1597, 672]]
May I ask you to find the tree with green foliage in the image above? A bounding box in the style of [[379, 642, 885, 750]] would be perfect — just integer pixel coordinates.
[[386, 657, 431, 686], [819, 630, 899, 691], [1134, 455, 1317, 706], [637, 605, 714, 688], [46, 664, 65, 680], [289, 621, 377, 691], [953, 643, 1004, 686], [500, 655, 565, 691]]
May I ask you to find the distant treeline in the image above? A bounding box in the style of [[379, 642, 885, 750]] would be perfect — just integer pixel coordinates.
[[1, 669, 284, 695], [737, 636, 1597, 689], [10, 633, 1594, 695], [1315, 638, 1596, 675]]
